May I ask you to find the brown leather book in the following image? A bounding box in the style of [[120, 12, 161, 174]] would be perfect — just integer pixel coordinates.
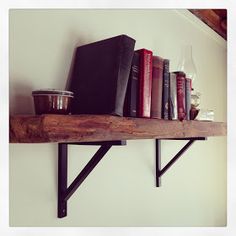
[[151, 56, 164, 119]]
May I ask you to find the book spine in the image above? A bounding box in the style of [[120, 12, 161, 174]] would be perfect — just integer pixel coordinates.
[[169, 72, 178, 120], [175, 72, 186, 121], [151, 56, 164, 119], [137, 49, 153, 118], [124, 52, 139, 117], [113, 35, 136, 116], [185, 78, 191, 120], [162, 59, 170, 120]]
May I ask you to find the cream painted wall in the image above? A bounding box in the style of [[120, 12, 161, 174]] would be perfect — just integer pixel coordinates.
[[9, 9, 227, 226]]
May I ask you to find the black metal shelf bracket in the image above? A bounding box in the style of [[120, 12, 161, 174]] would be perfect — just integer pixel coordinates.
[[155, 137, 207, 187], [57, 140, 126, 218], [57, 137, 207, 218]]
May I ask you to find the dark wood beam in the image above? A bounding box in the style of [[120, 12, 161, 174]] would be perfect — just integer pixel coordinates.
[[189, 9, 227, 40]]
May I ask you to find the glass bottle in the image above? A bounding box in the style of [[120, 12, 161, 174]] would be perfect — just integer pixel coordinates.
[[177, 45, 197, 89]]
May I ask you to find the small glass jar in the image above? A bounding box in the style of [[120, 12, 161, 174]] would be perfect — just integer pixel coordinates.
[[191, 91, 201, 108], [197, 109, 214, 121], [32, 89, 74, 115]]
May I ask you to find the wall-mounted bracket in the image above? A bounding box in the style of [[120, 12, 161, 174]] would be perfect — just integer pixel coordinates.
[[155, 137, 206, 187], [58, 137, 207, 218], [58, 140, 126, 218]]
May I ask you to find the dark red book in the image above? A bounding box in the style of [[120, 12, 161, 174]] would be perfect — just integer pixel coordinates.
[[185, 78, 191, 120], [136, 49, 153, 118], [151, 56, 164, 119], [173, 71, 186, 121]]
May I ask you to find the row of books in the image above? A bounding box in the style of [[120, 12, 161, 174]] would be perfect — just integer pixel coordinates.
[[68, 34, 191, 121], [124, 49, 192, 120]]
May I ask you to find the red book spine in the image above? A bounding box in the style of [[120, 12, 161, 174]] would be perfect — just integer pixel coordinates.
[[175, 72, 186, 121], [137, 49, 153, 118]]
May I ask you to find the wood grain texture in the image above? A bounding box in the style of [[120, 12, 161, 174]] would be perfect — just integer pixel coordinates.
[[10, 115, 227, 143], [189, 9, 227, 40]]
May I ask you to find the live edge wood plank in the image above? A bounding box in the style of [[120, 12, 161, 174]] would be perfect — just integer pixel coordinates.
[[10, 115, 227, 143]]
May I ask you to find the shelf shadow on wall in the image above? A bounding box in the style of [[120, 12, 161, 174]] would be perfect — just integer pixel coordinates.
[[9, 80, 34, 115], [65, 47, 77, 91], [65, 36, 95, 91]]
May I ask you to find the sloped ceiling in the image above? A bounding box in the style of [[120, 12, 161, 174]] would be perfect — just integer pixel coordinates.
[[189, 9, 227, 40]]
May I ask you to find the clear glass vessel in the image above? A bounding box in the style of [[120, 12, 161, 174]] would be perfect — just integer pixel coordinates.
[[191, 91, 201, 108], [177, 45, 197, 89]]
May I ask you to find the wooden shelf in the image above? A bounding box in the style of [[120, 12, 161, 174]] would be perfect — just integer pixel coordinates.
[[10, 114, 227, 218], [10, 115, 227, 143]]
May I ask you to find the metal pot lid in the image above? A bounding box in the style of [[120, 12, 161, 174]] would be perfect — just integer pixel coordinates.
[[32, 89, 74, 96]]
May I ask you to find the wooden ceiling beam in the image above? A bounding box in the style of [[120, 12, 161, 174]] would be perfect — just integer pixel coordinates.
[[189, 9, 227, 40]]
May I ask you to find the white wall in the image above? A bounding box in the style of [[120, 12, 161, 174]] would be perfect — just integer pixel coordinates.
[[9, 9, 227, 226]]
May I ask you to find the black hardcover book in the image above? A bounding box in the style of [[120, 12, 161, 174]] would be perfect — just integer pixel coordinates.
[[69, 34, 136, 116], [162, 59, 170, 120], [124, 51, 140, 117]]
